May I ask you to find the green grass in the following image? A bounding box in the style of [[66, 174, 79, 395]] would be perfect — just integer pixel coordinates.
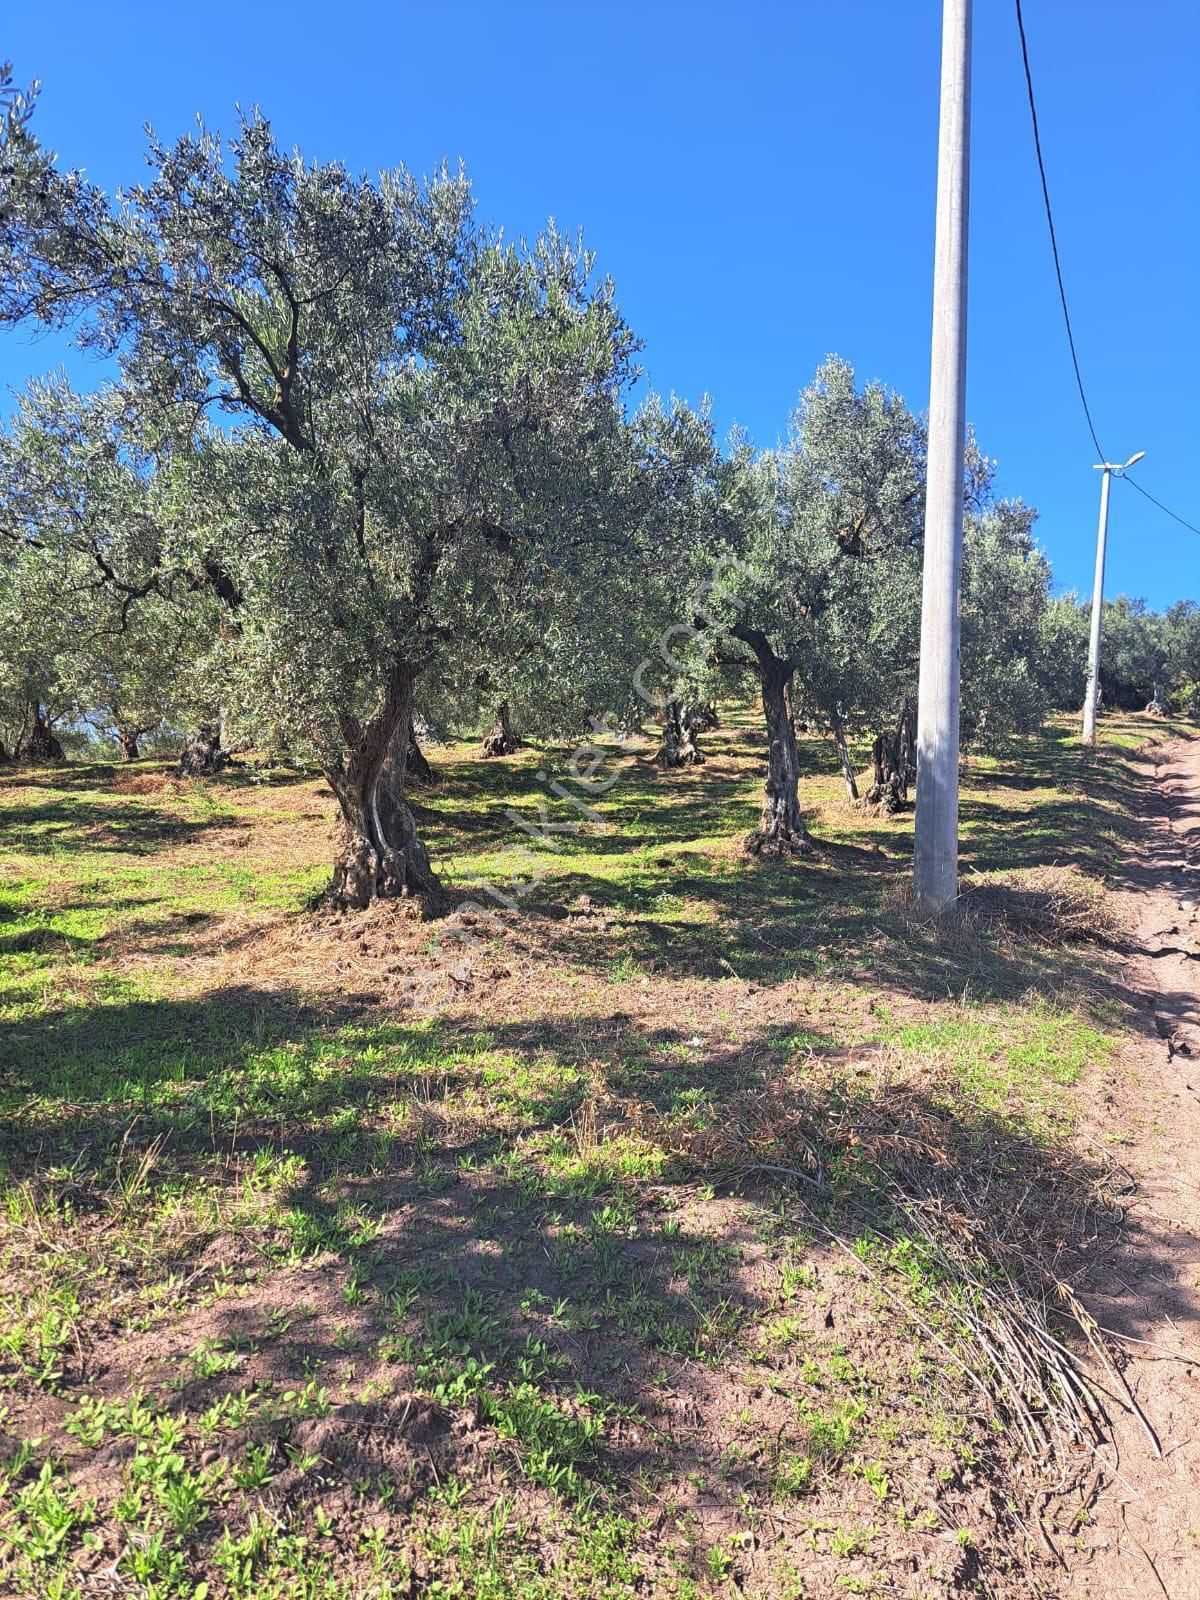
[[0, 710, 1176, 1598], [890, 1002, 1114, 1129]]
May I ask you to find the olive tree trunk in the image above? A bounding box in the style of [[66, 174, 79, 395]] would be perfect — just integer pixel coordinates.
[[18, 706, 64, 764], [481, 700, 521, 758], [178, 723, 228, 777], [406, 718, 434, 785], [730, 630, 812, 857], [655, 698, 705, 768], [866, 699, 917, 812], [828, 707, 859, 801], [326, 664, 440, 911]]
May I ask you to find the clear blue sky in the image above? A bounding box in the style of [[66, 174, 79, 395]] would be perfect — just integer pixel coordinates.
[[3, 1, 1197, 605]]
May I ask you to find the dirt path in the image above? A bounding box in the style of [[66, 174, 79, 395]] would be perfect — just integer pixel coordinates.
[[1069, 735, 1200, 1598]]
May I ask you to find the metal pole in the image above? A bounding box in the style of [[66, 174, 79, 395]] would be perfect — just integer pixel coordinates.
[[914, 0, 972, 913], [1081, 466, 1112, 744]]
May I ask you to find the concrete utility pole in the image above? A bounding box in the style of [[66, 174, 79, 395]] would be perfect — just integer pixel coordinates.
[[913, 0, 972, 914], [1081, 451, 1146, 744]]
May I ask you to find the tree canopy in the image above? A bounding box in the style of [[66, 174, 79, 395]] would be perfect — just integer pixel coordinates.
[[1, 97, 1191, 891]]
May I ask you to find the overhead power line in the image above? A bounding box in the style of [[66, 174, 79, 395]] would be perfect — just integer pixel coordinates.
[[1122, 475, 1200, 538], [1015, 1, 1200, 542], [1013, 0, 1106, 460]]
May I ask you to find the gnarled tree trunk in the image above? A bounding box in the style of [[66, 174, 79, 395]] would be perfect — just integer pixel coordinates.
[[655, 698, 705, 768], [178, 723, 228, 777], [732, 633, 812, 857], [866, 699, 917, 812], [828, 707, 859, 801], [481, 700, 521, 758], [326, 664, 440, 911], [18, 707, 64, 764], [118, 730, 142, 762], [406, 718, 434, 785]]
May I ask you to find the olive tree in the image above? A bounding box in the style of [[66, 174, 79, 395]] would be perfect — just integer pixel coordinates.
[[1159, 601, 1200, 713], [784, 366, 928, 806], [681, 361, 1054, 830], [3, 111, 699, 905], [959, 499, 1051, 748], [422, 393, 718, 759], [1100, 597, 1165, 710], [690, 359, 925, 850], [0, 380, 208, 760], [829, 477, 1050, 803], [1036, 593, 1090, 713], [75, 590, 214, 758], [0, 547, 74, 759]]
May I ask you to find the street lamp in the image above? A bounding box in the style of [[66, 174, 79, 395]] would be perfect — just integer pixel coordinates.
[[1081, 450, 1146, 744]]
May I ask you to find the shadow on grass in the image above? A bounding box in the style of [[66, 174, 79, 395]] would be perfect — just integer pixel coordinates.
[[0, 987, 382, 1141], [481, 848, 1123, 1005], [961, 724, 1193, 891], [0, 760, 317, 858], [1, 717, 1193, 1593], [0, 924, 96, 957], [408, 720, 1168, 999], [3, 986, 1189, 1599], [0, 984, 1170, 1333], [0, 794, 237, 856]]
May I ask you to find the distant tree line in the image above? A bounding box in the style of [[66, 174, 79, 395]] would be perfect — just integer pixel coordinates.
[[0, 88, 1194, 903], [1037, 594, 1200, 717]]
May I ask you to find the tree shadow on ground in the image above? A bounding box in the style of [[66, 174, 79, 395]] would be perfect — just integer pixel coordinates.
[[5, 985, 1181, 1355], [0, 760, 318, 857], [4, 718, 1190, 1593], [417, 723, 1171, 1003], [0, 988, 372, 1152], [0, 923, 96, 957], [0, 793, 241, 856], [487, 850, 1123, 1007], [416, 724, 833, 861], [5, 986, 1188, 1597]]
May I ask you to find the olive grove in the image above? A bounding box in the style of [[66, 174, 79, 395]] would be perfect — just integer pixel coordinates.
[[1, 92, 1187, 894], [1, 111, 712, 902]]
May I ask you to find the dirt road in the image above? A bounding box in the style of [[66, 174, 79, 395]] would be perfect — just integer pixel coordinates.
[[1069, 735, 1200, 1598]]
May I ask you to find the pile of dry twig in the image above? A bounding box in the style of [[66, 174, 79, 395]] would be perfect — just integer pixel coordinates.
[[667, 1059, 1146, 1470], [962, 865, 1118, 946]]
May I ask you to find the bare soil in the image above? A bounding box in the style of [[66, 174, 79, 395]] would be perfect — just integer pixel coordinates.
[[7, 724, 1200, 1598], [1070, 736, 1200, 1597]]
